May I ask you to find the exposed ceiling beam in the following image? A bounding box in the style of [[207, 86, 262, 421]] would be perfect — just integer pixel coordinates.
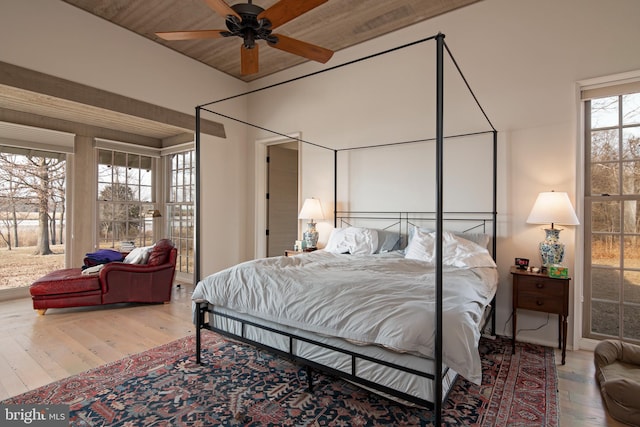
[[0, 61, 225, 141]]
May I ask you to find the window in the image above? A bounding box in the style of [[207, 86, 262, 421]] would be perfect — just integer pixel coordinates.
[[584, 87, 640, 342], [167, 150, 194, 276], [0, 147, 66, 291], [97, 149, 155, 249]]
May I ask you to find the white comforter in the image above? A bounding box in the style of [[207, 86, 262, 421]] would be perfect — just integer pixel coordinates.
[[192, 250, 498, 384]]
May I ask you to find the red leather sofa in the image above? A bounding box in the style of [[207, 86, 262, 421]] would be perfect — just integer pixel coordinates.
[[30, 239, 177, 315]]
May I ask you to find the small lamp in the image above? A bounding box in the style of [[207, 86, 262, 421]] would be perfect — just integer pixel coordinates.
[[526, 191, 579, 266], [298, 198, 324, 249]]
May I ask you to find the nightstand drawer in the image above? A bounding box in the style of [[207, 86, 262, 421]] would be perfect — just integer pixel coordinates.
[[517, 292, 564, 313], [516, 275, 565, 297]]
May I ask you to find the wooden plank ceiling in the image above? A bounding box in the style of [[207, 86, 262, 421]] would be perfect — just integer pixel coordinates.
[[62, 0, 483, 82]]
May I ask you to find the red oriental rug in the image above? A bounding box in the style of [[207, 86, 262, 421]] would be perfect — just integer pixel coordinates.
[[2, 333, 558, 426]]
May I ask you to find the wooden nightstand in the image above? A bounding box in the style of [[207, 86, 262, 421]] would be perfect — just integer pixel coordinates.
[[511, 266, 570, 365]]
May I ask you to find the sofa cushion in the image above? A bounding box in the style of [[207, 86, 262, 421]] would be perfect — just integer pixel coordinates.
[[123, 246, 153, 264], [30, 268, 101, 296], [147, 239, 174, 266]]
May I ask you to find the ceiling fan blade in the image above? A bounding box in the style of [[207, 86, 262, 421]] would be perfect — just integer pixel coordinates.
[[203, 0, 241, 19], [156, 30, 227, 40], [258, 0, 328, 29], [268, 34, 333, 63], [241, 44, 259, 75]]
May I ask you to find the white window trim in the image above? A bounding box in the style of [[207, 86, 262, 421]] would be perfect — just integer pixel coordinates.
[[161, 141, 194, 157], [576, 69, 640, 351]]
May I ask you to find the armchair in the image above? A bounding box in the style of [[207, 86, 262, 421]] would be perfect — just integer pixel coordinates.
[[594, 339, 640, 426], [30, 239, 177, 315]]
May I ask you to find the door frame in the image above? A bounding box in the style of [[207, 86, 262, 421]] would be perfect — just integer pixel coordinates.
[[254, 132, 301, 259]]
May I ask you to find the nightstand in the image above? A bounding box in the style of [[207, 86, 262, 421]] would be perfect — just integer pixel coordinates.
[[511, 266, 570, 365]]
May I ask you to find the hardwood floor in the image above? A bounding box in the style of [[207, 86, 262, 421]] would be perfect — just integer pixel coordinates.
[[0, 284, 195, 401], [555, 347, 625, 426], [0, 284, 627, 426]]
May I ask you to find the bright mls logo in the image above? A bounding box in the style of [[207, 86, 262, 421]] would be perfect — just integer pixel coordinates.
[[1, 405, 68, 426]]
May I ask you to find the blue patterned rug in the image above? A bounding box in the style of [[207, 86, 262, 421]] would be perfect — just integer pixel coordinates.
[[2, 333, 558, 426]]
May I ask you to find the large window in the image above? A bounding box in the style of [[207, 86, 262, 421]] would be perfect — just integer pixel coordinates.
[[584, 88, 640, 341], [97, 149, 155, 249], [167, 150, 194, 276], [0, 147, 66, 291]]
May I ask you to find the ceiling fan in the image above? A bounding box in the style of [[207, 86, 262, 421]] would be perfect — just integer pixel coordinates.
[[156, 0, 334, 75]]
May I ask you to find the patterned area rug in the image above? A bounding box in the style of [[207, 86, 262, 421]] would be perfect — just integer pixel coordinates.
[[3, 333, 558, 426]]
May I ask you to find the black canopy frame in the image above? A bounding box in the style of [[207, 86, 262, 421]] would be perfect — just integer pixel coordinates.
[[193, 32, 498, 424]]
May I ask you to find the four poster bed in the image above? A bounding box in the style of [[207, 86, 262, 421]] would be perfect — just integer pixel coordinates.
[[193, 33, 498, 423]]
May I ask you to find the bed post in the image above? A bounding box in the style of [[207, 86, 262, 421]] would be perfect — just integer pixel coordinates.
[[434, 32, 445, 426], [492, 129, 498, 334], [334, 149, 338, 227], [194, 106, 201, 286], [195, 300, 205, 364]]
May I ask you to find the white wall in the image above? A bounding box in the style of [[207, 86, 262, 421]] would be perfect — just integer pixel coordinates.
[[241, 0, 640, 348], [0, 0, 250, 276]]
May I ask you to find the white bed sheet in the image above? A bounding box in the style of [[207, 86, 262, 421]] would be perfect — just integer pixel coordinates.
[[192, 250, 498, 384]]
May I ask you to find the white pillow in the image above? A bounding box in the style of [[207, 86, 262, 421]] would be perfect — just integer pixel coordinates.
[[455, 232, 490, 249], [405, 229, 496, 268], [123, 246, 153, 264], [324, 227, 379, 255], [407, 226, 490, 249]]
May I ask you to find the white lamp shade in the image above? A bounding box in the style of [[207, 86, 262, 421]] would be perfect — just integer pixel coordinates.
[[526, 191, 579, 226], [298, 198, 324, 221]]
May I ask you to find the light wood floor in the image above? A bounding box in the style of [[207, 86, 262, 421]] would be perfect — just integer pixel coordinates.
[[0, 284, 626, 426]]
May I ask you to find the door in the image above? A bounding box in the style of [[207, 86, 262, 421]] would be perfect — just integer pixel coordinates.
[[267, 143, 298, 257]]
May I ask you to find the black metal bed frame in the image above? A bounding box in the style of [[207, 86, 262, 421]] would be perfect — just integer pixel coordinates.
[[194, 33, 498, 424]]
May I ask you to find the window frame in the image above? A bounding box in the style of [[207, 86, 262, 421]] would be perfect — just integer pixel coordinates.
[[583, 86, 640, 343], [96, 148, 157, 250], [166, 149, 195, 281]]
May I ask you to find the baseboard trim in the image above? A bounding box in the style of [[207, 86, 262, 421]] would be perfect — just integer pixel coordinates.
[[0, 286, 30, 302]]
